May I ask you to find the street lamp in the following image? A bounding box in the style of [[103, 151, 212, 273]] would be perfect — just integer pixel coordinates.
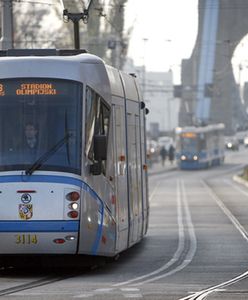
[[142, 38, 148, 99]]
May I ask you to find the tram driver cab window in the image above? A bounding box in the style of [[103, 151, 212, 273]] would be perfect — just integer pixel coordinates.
[[85, 86, 110, 175], [0, 78, 82, 174]]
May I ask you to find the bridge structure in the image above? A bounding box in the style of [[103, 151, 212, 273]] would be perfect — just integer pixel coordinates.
[[179, 0, 248, 135]]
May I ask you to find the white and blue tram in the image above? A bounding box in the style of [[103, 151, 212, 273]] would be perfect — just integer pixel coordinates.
[[175, 124, 225, 170], [0, 49, 149, 261]]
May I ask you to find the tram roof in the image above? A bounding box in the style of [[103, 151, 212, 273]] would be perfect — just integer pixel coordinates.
[[0, 49, 87, 57], [175, 123, 225, 134]]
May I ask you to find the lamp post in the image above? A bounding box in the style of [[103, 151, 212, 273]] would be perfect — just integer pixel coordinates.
[[142, 38, 148, 99]]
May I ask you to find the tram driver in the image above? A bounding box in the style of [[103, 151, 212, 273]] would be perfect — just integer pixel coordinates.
[[23, 123, 39, 152]]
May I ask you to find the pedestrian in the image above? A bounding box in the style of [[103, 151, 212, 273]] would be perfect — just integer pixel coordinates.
[[168, 144, 175, 164], [160, 146, 167, 166]]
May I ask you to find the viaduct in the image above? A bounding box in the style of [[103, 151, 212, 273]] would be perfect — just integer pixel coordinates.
[[179, 0, 248, 134]]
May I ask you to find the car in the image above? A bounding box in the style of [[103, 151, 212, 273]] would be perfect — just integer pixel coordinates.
[[225, 137, 239, 151], [244, 136, 248, 147]]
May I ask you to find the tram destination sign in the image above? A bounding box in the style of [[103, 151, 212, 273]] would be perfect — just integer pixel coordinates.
[[0, 79, 75, 97], [0, 83, 57, 96]]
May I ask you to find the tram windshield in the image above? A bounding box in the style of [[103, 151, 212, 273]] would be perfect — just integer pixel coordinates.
[[0, 78, 82, 174], [181, 136, 198, 152]]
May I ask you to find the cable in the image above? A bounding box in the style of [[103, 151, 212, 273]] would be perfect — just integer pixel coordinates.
[[13, 0, 54, 5]]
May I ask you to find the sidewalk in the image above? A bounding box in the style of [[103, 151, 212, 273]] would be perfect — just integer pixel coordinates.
[[148, 160, 177, 176]]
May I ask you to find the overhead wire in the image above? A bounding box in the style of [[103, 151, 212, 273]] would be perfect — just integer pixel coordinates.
[[12, 0, 54, 5]]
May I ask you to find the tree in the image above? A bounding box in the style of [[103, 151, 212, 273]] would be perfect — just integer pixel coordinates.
[[107, 0, 128, 68], [11, 0, 131, 70], [12, 1, 53, 48]]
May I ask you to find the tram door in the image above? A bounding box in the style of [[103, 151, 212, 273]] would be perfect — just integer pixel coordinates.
[[126, 100, 143, 245]]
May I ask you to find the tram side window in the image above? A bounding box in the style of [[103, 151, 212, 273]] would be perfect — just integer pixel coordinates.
[[85, 86, 110, 173], [199, 133, 206, 150], [85, 87, 98, 161]]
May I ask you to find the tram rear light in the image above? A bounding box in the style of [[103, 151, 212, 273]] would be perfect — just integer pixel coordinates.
[[68, 211, 79, 218], [67, 191, 80, 201], [53, 238, 65, 244], [119, 155, 125, 162]]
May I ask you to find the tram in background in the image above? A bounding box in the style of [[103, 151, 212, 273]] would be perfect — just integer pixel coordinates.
[[175, 123, 225, 170], [0, 49, 149, 264]]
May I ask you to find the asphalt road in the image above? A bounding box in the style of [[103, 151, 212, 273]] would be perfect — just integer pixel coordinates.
[[1, 148, 248, 300]]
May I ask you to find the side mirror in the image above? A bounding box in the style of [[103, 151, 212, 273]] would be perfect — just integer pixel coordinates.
[[93, 135, 107, 161], [90, 135, 107, 176], [140, 101, 145, 109]]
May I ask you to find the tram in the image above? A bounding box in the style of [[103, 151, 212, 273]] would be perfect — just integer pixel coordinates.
[[175, 123, 225, 170], [0, 49, 149, 261]]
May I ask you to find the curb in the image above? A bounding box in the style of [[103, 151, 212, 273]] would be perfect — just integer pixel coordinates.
[[233, 174, 248, 188]]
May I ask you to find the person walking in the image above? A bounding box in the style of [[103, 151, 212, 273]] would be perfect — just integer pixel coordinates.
[[168, 144, 175, 164], [160, 146, 167, 166]]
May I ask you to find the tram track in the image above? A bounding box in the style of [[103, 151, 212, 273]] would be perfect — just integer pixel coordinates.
[[71, 178, 198, 298], [0, 275, 65, 296], [3, 170, 248, 299], [0, 267, 89, 297], [113, 179, 197, 287], [179, 178, 248, 300]]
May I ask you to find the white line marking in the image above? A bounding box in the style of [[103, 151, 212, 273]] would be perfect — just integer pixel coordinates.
[[130, 181, 196, 286], [123, 294, 143, 298], [202, 180, 248, 243], [113, 180, 185, 287], [74, 294, 94, 298], [179, 181, 248, 300], [114, 180, 197, 287], [149, 180, 162, 201], [121, 288, 140, 292], [94, 288, 114, 292], [225, 178, 248, 197]]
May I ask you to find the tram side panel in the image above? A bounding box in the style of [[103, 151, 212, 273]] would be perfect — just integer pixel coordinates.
[[126, 103, 143, 245], [111, 100, 129, 253], [106, 66, 130, 253], [133, 78, 149, 236], [78, 81, 116, 256], [121, 72, 145, 246]]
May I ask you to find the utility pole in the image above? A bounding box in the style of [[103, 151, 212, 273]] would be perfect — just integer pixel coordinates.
[[0, 0, 14, 49]]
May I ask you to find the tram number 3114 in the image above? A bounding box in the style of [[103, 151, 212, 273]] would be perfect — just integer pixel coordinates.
[[15, 234, 38, 244]]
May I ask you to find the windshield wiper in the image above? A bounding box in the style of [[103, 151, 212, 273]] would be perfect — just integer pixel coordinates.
[[25, 133, 72, 176]]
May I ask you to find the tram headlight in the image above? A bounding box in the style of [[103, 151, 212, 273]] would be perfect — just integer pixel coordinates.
[[150, 147, 155, 153], [65, 190, 80, 219], [193, 155, 198, 161], [69, 202, 79, 210], [65, 235, 76, 241], [181, 155, 186, 161]]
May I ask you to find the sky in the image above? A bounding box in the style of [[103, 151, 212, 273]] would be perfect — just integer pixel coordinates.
[[124, 0, 199, 81]]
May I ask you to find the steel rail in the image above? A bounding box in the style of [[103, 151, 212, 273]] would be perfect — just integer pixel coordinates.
[[179, 179, 248, 300], [113, 179, 197, 287], [0, 275, 66, 297]]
